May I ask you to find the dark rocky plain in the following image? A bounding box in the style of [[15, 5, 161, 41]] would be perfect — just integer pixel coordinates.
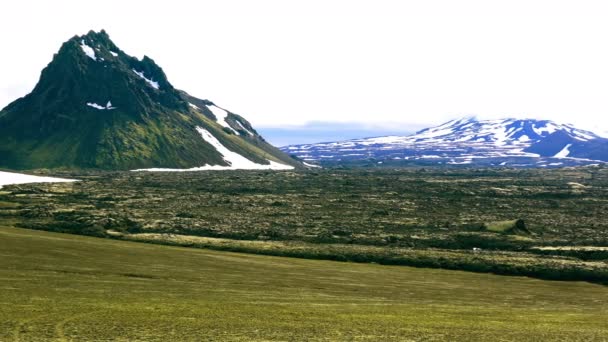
[[1, 166, 607, 283]]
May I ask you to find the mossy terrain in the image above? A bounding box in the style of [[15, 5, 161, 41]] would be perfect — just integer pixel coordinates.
[[485, 219, 530, 234], [1, 166, 607, 282], [1, 226, 607, 341]]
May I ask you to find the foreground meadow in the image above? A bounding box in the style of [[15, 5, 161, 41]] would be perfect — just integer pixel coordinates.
[[0, 226, 607, 341]]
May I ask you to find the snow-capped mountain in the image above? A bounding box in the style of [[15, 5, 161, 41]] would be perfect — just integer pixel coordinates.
[[282, 117, 608, 167], [0, 30, 300, 170]]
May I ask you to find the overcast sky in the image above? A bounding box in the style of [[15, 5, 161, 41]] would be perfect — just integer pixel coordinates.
[[1, 0, 608, 137]]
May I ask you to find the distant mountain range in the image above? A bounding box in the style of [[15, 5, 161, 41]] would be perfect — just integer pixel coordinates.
[[0, 30, 300, 170], [282, 117, 608, 167]]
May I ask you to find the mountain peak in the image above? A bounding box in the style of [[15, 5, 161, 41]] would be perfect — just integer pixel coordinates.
[[66, 29, 118, 58], [80, 29, 110, 41], [423, 117, 599, 143], [452, 115, 478, 124], [0, 30, 301, 170]]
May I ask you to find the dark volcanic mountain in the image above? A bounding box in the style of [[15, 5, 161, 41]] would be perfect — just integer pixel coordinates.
[[282, 117, 608, 167], [0, 30, 299, 170]]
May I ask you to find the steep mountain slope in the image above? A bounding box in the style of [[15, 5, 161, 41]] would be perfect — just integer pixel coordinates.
[[283, 117, 608, 167], [0, 30, 299, 170]]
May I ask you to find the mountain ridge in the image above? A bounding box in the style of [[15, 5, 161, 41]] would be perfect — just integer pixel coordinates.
[[282, 117, 608, 167]]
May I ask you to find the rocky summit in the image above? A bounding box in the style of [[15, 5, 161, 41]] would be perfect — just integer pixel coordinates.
[[0, 30, 300, 170]]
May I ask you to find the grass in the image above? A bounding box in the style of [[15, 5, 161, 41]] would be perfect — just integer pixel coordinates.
[[485, 220, 519, 233], [119, 232, 608, 284], [1, 226, 607, 341]]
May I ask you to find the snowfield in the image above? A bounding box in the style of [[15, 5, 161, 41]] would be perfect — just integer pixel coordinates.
[[0, 171, 76, 189]]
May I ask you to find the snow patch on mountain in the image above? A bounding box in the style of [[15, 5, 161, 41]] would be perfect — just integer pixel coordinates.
[[87, 101, 115, 110], [303, 162, 322, 168], [80, 40, 97, 61], [206, 105, 238, 134], [87, 103, 105, 110], [533, 123, 557, 136], [132, 69, 159, 89], [235, 120, 254, 136], [554, 144, 572, 158], [109, 51, 118, 57]]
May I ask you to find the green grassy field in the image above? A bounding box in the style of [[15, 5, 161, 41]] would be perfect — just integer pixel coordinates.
[[1, 226, 607, 341]]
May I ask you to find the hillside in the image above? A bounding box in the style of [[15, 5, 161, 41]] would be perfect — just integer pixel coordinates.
[[0, 30, 300, 170]]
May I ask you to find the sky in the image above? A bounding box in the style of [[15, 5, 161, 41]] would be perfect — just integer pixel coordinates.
[[259, 122, 428, 147], [1, 0, 608, 145]]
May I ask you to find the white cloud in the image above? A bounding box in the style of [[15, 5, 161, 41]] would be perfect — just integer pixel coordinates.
[[1, 0, 607, 135]]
